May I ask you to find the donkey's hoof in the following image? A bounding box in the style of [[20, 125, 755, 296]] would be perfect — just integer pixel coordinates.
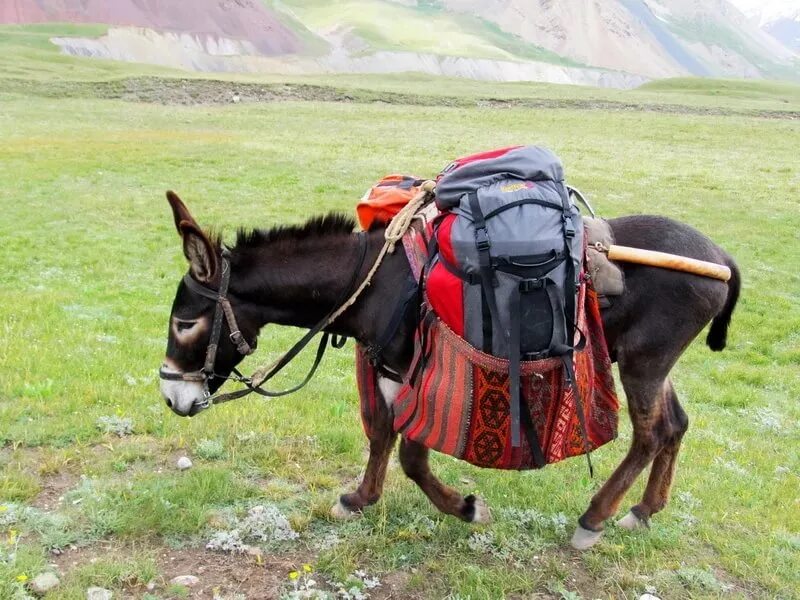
[[472, 496, 492, 524], [570, 524, 603, 550], [330, 499, 359, 521], [616, 510, 648, 531], [461, 494, 492, 524]]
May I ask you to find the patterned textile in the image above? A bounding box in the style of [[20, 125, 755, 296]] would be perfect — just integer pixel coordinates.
[[356, 228, 619, 470], [390, 278, 619, 470]]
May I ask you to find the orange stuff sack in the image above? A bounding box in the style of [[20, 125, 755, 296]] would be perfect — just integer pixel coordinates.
[[356, 175, 424, 230]]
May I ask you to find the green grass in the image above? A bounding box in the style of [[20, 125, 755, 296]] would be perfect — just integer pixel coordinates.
[[0, 50, 799, 599], [640, 76, 800, 102]]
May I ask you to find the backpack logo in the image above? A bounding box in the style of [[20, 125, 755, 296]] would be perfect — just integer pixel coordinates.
[[500, 181, 535, 193]]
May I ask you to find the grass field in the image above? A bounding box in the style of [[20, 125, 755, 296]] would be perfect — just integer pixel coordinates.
[[1, 34, 799, 600]]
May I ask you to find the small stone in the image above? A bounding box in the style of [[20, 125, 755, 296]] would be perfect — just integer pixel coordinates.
[[146, 581, 156, 591], [176, 456, 192, 470], [639, 594, 661, 600], [30, 572, 60, 594], [170, 575, 200, 587], [86, 587, 113, 600]]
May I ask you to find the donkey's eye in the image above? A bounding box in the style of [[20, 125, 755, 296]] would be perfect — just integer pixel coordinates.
[[175, 320, 197, 332]]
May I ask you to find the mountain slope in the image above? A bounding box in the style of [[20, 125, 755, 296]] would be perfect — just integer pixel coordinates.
[[0, 0, 304, 55], [430, 0, 797, 79], [1, 0, 797, 86]]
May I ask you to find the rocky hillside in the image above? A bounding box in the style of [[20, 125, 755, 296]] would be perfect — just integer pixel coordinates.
[[0, 0, 304, 55], [1, 0, 797, 86], [426, 0, 796, 79]]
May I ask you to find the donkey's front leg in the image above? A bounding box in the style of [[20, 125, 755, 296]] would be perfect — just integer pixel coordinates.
[[332, 379, 398, 519], [398, 438, 491, 524]]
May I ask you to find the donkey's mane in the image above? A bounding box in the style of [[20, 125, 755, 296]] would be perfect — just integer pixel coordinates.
[[234, 213, 356, 250]]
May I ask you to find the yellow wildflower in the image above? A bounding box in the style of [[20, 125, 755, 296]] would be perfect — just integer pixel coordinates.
[[302, 564, 312, 573], [16, 574, 28, 583], [0, 505, 7, 512], [288, 571, 299, 580]]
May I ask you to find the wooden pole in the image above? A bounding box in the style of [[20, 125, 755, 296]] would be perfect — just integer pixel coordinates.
[[607, 245, 731, 282]]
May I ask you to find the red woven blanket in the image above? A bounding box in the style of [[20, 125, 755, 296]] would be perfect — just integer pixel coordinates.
[[356, 226, 619, 470]]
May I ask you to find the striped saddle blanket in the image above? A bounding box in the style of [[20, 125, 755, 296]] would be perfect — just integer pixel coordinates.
[[356, 221, 620, 470]]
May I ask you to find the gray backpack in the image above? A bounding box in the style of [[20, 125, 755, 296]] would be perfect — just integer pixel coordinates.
[[427, 145, 585, 452]]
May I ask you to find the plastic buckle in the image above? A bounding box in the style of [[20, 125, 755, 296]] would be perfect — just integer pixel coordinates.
[[563, 215, 576, 239], [475, 228, 491, 251], [519, 279, 544, 293]]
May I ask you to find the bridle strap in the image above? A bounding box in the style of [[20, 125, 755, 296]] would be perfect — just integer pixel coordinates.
[[161, 232, 370, 409], [162, 184, 434, 413], [160, 248, 255, 406], [181, 249, 254, 373]]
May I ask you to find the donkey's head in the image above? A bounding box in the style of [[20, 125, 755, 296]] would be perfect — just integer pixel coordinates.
[[159, 192, 259, 416]]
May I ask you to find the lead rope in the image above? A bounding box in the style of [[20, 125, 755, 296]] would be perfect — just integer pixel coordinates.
[[324, 180, 435, 324], [246, 181, 435, 390]]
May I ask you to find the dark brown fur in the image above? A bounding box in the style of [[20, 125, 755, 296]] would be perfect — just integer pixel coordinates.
[[163, 194, 740, 534]]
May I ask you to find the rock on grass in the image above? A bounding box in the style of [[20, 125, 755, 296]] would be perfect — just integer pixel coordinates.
[[170, 575, 200, 587], [87, 587, 113, 600], [96, 416, 134, 436], [30, 572, 59, 594]]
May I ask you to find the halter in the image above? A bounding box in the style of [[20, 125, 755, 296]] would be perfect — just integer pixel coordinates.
[[158, 248, 256, 409], [158, 233, 369, 413]]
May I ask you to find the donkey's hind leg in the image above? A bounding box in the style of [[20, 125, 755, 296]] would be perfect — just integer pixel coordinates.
[[332, 385, 397, 519], [571, 368, 669, 549], [618, 379, 689, 530], [399, 438, 491, 524]]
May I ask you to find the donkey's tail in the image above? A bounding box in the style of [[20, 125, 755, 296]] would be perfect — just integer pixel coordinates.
[[706, 256, 740, 352]]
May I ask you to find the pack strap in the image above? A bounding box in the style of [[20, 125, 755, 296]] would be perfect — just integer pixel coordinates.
[[368, 272, 420, 369], [561, 353, 594, 478], [437, 255, 481, 285], [468, 191, 505, 354], [509, 287, 523, 448]]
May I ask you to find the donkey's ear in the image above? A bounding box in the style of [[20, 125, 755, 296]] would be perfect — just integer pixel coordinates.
[[166, 190, 198, 234], [178, 221, 218, 283]]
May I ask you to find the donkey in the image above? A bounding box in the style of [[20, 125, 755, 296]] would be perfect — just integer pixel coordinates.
[[159, 191, 740, 550]]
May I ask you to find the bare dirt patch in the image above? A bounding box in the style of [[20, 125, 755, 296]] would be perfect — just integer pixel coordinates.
[[155, 547, 295, 600], [51, 542, 302, 599], [29, 470, 80, 511], [49, 541, 421, 599]]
